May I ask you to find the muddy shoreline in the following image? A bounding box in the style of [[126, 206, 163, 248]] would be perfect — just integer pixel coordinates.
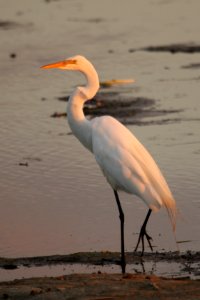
[[0, 252, 200, 299]]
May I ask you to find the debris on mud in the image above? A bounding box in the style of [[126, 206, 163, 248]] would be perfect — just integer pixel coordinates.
[[100, 79, 135, 88]]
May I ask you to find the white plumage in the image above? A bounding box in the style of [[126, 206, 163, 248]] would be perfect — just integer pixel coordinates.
[[92, 115, 176, 225]]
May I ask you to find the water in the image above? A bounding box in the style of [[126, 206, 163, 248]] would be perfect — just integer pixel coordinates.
[[0, 260, 199, 282], [0, 0, 199, 267]]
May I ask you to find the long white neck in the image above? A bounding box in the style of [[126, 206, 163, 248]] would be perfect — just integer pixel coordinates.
[[67, 61, 99, 152]]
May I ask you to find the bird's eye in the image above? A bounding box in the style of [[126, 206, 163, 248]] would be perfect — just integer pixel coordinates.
[[65, 59, 77, 66]]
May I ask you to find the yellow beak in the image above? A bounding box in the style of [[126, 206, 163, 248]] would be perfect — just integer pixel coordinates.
[[40, 59, 77, 69]]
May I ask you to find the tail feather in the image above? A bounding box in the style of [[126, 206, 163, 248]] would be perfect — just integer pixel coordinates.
[[162, 196, 177, 231]]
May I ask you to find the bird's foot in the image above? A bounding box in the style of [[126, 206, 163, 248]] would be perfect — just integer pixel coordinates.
[[134, 226, 153, 255]]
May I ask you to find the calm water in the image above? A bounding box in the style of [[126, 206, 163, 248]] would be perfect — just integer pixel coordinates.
[[0, 0, 199, 265], [1, 260, 199, 282]]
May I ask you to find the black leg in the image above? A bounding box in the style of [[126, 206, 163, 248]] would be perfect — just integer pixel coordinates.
[[134, 209, 153, 255], [114, 190, 126, 274]]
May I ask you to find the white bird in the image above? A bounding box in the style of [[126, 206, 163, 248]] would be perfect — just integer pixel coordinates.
[[41, 55, 176, 274]]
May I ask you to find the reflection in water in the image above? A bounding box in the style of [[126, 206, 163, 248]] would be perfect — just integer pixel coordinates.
[[0, 259, 199, 282]]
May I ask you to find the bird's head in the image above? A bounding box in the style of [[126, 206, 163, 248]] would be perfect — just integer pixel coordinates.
[[41, 54, 100, 99], [40, 55, 89, 72]]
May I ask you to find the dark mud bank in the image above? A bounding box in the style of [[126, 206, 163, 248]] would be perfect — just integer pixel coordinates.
[[50, 91, 182, 125], [129, 42, 200, 54], [0, 251, 199, 269]]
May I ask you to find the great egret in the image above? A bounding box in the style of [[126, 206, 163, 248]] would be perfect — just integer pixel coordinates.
[[41, 55, 176, 274]]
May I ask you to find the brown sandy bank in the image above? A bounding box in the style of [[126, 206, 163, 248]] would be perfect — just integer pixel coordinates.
[[0, 273, 200, 300]]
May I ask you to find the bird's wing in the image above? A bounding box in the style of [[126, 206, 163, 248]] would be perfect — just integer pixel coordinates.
[[91, 116, 176, 227]]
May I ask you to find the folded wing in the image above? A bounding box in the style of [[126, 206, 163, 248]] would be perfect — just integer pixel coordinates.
[[91, 116, 176, 229]]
